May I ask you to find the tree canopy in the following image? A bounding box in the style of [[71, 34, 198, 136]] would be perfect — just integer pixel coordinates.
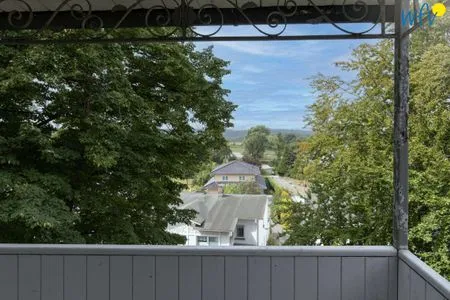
[[0, 30, 235, 244], [243, 125, 270, 164], [274, 133, 299, 176], [288, 17, 450, 278]]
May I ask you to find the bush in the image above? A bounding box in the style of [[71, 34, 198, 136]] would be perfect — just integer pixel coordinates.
[[223, 182, 262, 194]]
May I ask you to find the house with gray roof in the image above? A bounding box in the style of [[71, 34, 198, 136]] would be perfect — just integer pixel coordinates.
[[167, 192, 271, 246], [203, 160, 267, 193]]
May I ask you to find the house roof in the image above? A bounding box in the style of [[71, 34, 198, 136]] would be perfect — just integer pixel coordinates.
[[179, 192, 218, 225], [211, 160, 261, 176], [202, 177, 218, 190], [179, 192, 269, 233]]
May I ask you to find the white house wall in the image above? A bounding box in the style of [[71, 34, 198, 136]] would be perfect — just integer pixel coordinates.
[[258, 199, 271, 246], [167, 224, 231, 246], [234, 220, 258, 245], [214, 174, 255, 182], [233, 200, 270, 246]]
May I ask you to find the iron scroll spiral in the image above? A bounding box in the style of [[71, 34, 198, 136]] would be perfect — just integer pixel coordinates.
[[0, 0, 33, 29]]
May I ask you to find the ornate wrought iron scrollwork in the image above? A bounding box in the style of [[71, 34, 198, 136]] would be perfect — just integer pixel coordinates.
[[0, 0, 390, 43], [0, 0, 33, 28], [188, 2, 224, 37], [307, 0, 381, 35]]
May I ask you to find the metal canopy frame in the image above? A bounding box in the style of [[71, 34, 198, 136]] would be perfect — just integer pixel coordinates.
[[0, 0, 396, 43], [0, 0, 412, 250]]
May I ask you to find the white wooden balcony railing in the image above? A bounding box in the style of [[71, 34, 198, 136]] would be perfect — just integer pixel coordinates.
[[0, 245, 448, 300]]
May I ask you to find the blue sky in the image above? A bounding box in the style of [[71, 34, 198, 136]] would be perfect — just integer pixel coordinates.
[[196, 24, 382, 129]]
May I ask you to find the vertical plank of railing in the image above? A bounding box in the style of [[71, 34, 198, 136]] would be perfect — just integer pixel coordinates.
[[155, 256, 178, 300], [425, 283, 445, 300], [87, 256, 109, 300], [225, 256, 247, 300], [64, 256, 87, 300], [110, 256, 132, 300], [42, 255, 63, 300], [271, 257, 294, 300], [248, 256, 270, 300], [179, 256, 201, 300], [18, 255, 41, 300], [398, 260, 411, 300], [366, 257, 389, 300], [342, 257, 365, 300], [132, 256, 155, 300], [294, 257, 318, 300], [388, 257, 398, 300], [318, 257, 341, 300], [410, 270, 426, 300], [202, 256, 225, 300], [0, 255, 18, 300]]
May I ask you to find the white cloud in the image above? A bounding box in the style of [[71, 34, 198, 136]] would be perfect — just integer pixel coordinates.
[[216, 40, 324, 58], [241, 65, 264, 73]]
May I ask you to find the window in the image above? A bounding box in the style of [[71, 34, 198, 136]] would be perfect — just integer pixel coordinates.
[[222, 175, 228, 181], [197, 236, 219, 246], [197, 236, 208, 246], [236, 225, 244, 239], [239, 176, 245, 181], [209, 237, 219, 246]]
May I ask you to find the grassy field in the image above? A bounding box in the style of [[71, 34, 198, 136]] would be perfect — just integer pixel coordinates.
[[228, 142, 276, 164], [229, 142, 244, 154]]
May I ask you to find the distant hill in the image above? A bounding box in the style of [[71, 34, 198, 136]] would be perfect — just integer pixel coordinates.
[[225, 129, 312, 142]]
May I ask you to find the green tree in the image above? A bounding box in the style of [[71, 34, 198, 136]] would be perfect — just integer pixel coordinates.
[[268, 178, 293, 227], [276, 134, 299, 176], [0, 30, 236, 244], [243, 125, 270, 164], [287, 16, 450, 278], [211, 144, 233, 164], [192, 161, 216, 188], [273, 133, 285, 168]]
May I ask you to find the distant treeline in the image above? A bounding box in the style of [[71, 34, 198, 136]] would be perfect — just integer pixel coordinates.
[[224, 129, 312, 142]]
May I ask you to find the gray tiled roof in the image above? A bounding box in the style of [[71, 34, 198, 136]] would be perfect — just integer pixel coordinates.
[[202, 177, 218, 189], [211, 160, 261, 176], [179, 192, 218, 225], [179, 192, 269, 232]]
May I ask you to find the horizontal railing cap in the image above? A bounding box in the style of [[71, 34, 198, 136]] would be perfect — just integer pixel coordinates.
[[399, 250, 450, 299], [0, 244, 397, 257]]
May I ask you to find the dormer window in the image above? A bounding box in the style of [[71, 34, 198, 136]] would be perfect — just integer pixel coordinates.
[[236, 225, 245, 239]]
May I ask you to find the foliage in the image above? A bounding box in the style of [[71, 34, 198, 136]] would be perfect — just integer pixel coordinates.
[[211, 144, 233, 164], [191, 161, 216, 188], [271, 133, 300, 176], [267, 178, 292, 227], [243, 126, 270, 164], [288, 16, 450, 278], [0, 30, 235, 244], [223, 182, 262, 194]]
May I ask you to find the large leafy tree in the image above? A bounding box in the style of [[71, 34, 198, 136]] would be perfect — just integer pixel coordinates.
[[288, 16, 450, 277], [0, 30, 235, 244], [243, 125, 270, 164], [276, 134, 299, 176]]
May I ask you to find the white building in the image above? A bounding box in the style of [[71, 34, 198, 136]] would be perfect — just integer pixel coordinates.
[[168, 192, 271, 246]]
